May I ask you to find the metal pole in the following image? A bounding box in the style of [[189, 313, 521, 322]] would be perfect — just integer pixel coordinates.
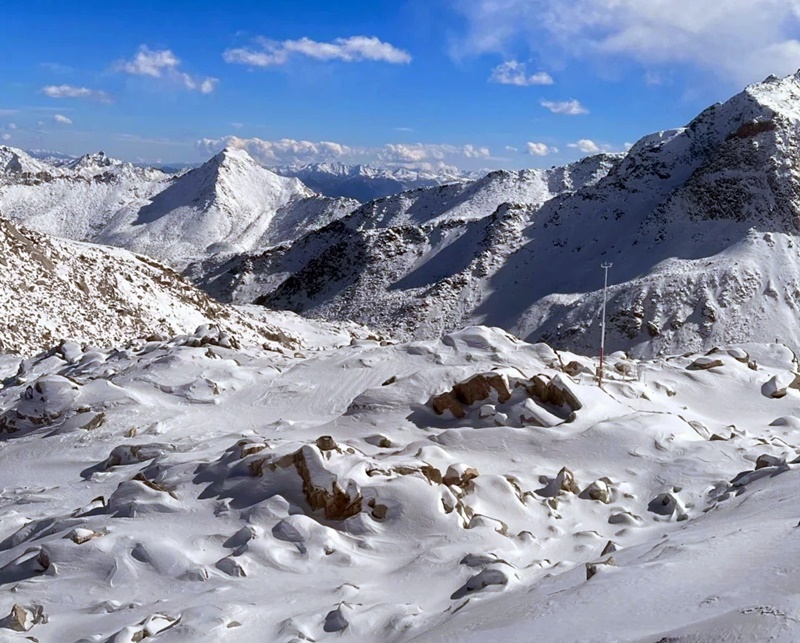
[[599, 262, 612, 387]]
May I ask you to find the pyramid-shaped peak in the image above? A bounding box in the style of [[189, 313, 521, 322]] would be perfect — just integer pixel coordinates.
[[213, 146, 258, 166]]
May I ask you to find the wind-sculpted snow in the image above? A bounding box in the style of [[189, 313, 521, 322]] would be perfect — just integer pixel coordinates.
[[2, 325, 800, 640], [210, 71, 800, 357], [0, 216, 292, 355]]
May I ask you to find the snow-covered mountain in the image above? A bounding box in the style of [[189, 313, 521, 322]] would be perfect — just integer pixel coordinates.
[[273, 162, 481, 201], [0, 147, 168, 240], [0, 147, 358, 268], [198, 72, 800, 357], [96, 148, 358, 267], [0, 215, 290, 355]]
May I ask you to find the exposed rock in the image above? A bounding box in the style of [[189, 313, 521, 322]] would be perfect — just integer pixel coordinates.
[[648, 492, 688, 520], [601, 540, 618, 556], [315, 436, 338, 451], [526, 374, 582, 414], [580, 479, 612, 503], [586, 557, 617, 580], [538, 467, 580, 497], [431, 373, 511, 418], [451, 568, 509, 599], [443, 464, 480, 488], [66, 528, 104, 545], [431, 391, 465, 419], [1, 604, 45, 632], [755, 453, 786, 470], [216, 557, 246, 577], [687, 357, 724, 371], [294, 446, 362, 520], [761, 373, 800, 399], [323, 606, 349, 633]]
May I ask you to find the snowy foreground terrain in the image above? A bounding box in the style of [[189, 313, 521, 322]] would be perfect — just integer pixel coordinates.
[[3, 322, 800, 641]]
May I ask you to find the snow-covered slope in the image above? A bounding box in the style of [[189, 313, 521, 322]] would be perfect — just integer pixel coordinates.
[[273, 162, 481, 201], [0, 216, 291, 355], [0, 147, 357, 268], [0, 146, 54, 177], [3, 323, 800, 641], [205, 72, 800, 357], [0, 148, 168, 240], [94, 148, 357, 268], [189, 154, 618, 312]]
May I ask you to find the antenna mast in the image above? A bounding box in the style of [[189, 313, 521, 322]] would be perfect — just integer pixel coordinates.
[[599, 262, 613, 387]]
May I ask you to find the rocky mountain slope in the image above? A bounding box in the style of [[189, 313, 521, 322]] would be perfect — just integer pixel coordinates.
[[3, 323, 800, 640], [273, 162, 481, 201], [0, 147, 357, 268], [199, 72, 800, 357], [0, 215, 290, 355]]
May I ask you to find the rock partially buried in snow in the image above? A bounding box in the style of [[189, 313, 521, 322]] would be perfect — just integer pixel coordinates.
[[585, 557, 617, 580], [66, 527, 104, 544], [1, 603, 45, 632], [761, 373, 800, 399], [443, 464, 480, 488], [431, 372, 511, 418], [294, 445, 362, 521], [580, 479, 612, 504], [526, 374, 582, 416], [323, 605, 349, 633], [451, 568, 509, 599], [687, 356, 724, 371], [648, 492, 688, 521]]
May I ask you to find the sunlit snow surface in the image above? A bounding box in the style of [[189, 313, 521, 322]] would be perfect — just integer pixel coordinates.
[[2, 324, 800, 641]]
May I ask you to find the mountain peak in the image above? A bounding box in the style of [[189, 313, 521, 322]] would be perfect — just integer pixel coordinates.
[[68, 151, 121, 172]]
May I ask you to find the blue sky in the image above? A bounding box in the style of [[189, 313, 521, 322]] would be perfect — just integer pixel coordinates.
[[3, 0, 800, 169]]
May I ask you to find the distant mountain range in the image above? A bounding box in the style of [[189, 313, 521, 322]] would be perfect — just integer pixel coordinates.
[[190, 72, 800, 357], [272, 162, 482, 201], [7, 72, 800, 357], [1, 146, 356, 268]]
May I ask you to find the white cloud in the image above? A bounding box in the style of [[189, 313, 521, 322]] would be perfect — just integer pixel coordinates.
[[224, 36, 411, 67], [567, 138, 619, 154], [7, 123, 16, 130], [450, 0, 800, 86], [53, 114, 72, 125], [505, 145, 519, 152], [41, 84, 112, 103], [118, 46, 218, 94], [1, 133, 10, 141], [526, 142, 558, 156], [120, 46, 180, 77], [540, 99, 588, 115], [489, 60, 553, 86], [197, 136, 491, 169]]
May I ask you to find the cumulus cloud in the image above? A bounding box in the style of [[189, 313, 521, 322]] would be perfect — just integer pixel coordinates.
[[526, 142, 558, 156], [540, 99, 588, 115], [223, 36, 411, 67], [489, 61, 553, 86], [41, 84, 112, 103], [1, 133, 10, 141], [567, 138, 617, 154], [198, 136, 491, 169], [118, 46, 218, 94], [53, 114, 72, 125], [449, 0, 800, 86]]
